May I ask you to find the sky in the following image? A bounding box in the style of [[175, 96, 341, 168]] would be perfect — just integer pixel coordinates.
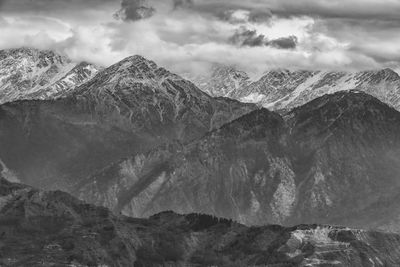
[[0, 0, 400, 76]]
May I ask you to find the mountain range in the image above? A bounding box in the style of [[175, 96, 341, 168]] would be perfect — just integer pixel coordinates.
[[75, 90, 400, 233], [2, 47, 400, 266], [0, 48, 255, 191], [189, 64, 400, 112], [0, 48, 100, 104]]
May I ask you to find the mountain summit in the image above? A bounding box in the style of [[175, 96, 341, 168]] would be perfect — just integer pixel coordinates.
[[0, 52, 255, 192], [0, 47, 100, 104], [185, 64, 251, 97], [191, 66, 400, 111]]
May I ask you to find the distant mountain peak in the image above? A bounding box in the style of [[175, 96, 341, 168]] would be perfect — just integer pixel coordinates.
[[357, 68, 400, 83], [188, 64, 251, 97], [1, 47, 71, 65], [95, 54, 180, 85], [190, 63, 400, 112], [119, 54, 157, 67], [0, 47, 100, 103]]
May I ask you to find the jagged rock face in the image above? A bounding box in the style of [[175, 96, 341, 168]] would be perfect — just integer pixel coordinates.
[[191, 66, 400, 111], [0, 55, 255, 191], [26, 61, 101, 100], [187, 64, 251, 97], [72, 55, 255, 140], [269, 68, 400, 111], [0, 48, 100, 104], [2, 178, 400, 267], [231, 69, 315, 105], [77, 91, 400, 231]]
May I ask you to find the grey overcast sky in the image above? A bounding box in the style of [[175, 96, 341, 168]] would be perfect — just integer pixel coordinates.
[[0, 0, 400, 75]]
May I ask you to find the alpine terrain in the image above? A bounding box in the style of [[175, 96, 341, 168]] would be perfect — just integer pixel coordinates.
[[191, 66, 400, 111], [0, 51, 256, 191], [76, 90, 400, 233], [2, 0, 400, 265], [1, 47, 400, 266], [0, 48, 100, 104]]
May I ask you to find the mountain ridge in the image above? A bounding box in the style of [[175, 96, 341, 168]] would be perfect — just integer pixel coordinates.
[[75, 90, 400, 233], [2, 176, 400, 267], [0, 47, 101, 104], [190, 65, 400, 112], [0, 51, 256, 192]]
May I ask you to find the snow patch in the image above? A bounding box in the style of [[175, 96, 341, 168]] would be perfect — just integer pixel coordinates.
[[0, 158, 19, 183], [240, 93, 265, 103]]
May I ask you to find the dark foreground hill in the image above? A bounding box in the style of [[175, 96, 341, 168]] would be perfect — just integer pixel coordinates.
[[2, 177, 400, 267]]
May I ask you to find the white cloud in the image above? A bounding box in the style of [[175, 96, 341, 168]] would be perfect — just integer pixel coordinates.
[[0, 0, 399, 76]]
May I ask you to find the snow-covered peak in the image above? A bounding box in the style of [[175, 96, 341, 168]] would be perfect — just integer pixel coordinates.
[[0, 47, 71, 66], [188, 63, 400, 111], [83, 55, 182, 91], [0, 47, 100, 104], [116, 55, 157, 70], [187, 64, 251, 97], [355, 68, 400, 84], [73, 54, 210, 104]]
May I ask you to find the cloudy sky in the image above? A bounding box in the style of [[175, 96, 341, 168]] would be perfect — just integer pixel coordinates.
[[0, 0, 399, 76]]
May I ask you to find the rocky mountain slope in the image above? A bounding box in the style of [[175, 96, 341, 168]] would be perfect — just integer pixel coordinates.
[[191, 66, 400, 111], [184, 64, 251, 97], [0, 54, 255, 191], [2, 177, 400, 267], [0, 48, 100, 104], [77, 91, 400, 232]]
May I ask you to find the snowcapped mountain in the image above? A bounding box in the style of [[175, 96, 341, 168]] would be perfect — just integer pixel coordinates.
[[72, 54, 256, 140], [190, 66, 400, 111], [266, 68, 400, 111], [185, 64, 251, 97], [0, 47, 100, 104], [232, 69, 315, 105], [0, 53, 255, 191]]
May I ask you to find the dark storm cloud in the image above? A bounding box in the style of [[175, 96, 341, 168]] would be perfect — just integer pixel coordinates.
[[230, 27, 297, 49], [268, 36, 298, 49], [114, 0, 155, 21], [230, 28, 266, 47]]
